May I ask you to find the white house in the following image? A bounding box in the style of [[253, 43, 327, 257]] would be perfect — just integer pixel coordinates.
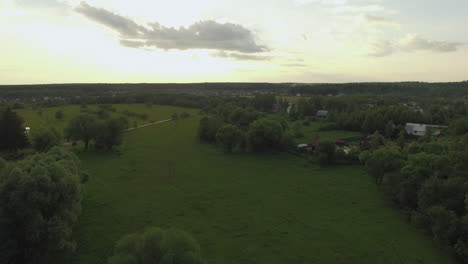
[[405, 123, 447, 137], [316, 110, 329, 118]]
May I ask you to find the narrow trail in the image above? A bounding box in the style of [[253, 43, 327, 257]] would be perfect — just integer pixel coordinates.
[[123, 113, 199, 132]]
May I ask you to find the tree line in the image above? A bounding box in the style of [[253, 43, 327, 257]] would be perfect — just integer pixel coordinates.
[[360, 136, 468, 262]]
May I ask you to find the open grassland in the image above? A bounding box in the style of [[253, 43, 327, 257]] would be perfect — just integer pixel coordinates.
[[16, 104, 198, 134], [31, 110, 454, 264], [293, 120, 363, 144]]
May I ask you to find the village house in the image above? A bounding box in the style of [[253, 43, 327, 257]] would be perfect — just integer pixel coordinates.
[[316, 110, 328, 118], [405, 123, 447, 137]]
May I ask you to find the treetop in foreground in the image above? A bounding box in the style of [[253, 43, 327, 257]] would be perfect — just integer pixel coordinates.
[[0, 147, 84, 263], [108, 227, 205, 264]]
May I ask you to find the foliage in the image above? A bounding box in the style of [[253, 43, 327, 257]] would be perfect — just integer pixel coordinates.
[[64, 114, 98, 151], [31, 127, 62, 152], [0, 107, 29, 152], [0, 147, 83, 263], [360, 146, 404, 185], [316, 140, 336, 166], [108, 227, 205, 264], [292, 122, 304, 138], [55, 110, 64, 120], [362, 135, 468, 261], [216, 124, 243, 153], [247, 118, 284, 152], [198, 117, 223, 143], [94, 118, 127, 151]]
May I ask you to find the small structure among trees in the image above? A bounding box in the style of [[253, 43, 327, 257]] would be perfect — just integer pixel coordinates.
[[316, 110, 329, 118], [405, 123, 448, 137]]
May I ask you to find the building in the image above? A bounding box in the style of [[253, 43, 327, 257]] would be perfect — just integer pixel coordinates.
[[405, 123, 447, 137], [316, 110, 328, 118]]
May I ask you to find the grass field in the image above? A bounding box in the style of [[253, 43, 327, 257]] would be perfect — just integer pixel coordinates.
[[16, 104, 198, 135], [17, 105, 455, 264], [292, 120, 363, 144]]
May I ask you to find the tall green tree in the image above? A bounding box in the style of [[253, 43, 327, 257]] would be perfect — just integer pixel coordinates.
[[94, 118, 127, 151], [360, 146, 404, 186], [216, 124, 243, 153], [247, 118, 284, 152], [64, 114, 98, 151], [0, 147, 84, 263], [0, 107, 29, 152], [31, 127, 62, 152]]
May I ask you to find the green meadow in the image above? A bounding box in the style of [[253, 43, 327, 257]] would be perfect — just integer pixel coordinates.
[[17, 105, 455, 264]]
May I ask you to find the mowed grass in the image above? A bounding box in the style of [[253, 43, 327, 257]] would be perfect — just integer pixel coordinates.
[[293, 120, 363, 144], [50, 113, 455, 264]]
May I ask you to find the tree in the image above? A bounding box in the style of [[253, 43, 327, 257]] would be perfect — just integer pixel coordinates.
[[108, 227, 205, 264], [94, 118, 126, 151], [64, 114, 98, 151], [361, 146, 404, 185], [216, 124, 243, 153], [384, 121, 395, 138], [198, 117, 222, 143], [0, 147, 84, 263], [426, 206, 459, 245], [316, 140, 336, 166], [292, 122, 304, 138], [397, 129, 406, 148], [55, 110, 64, 120], [0, 107, 29, 152], [247, 118, 284, 152], [31, 127, 62, 152]]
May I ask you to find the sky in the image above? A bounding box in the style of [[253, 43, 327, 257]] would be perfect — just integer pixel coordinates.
[[1, 0, 467, 84]]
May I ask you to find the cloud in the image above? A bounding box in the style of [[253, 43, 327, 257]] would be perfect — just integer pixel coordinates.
[[75, 1, 266, 54], [399, 34, 462, 52], [369, 40, 396, 57], [282, 63, 309, 67], [359, 14, 400, 27], [370, 34, 464, 57], [295, 0, 347, 5], [15, 0, 68, 9], [212, 51, 271, 61]]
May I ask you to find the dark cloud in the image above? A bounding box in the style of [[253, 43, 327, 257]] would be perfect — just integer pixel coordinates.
[[212, 51, 271, 61], [75, 2, 267, 54]]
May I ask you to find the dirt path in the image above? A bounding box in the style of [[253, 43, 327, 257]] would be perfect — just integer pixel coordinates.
[[123, 113, 199, 132]]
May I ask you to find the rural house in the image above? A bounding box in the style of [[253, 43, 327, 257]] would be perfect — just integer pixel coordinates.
[[405, 123, 447, 137], [316, 110, 328, 118]]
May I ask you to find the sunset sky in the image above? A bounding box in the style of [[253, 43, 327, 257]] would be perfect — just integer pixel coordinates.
[[1, 0, 467, 84]]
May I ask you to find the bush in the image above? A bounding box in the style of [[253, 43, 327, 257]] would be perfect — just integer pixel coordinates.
[[31, 127, 62, 152], [247, 118, 284, 152], [55, 110, 65, 120], [216, 124, 243, 153], [108, 227, 205, 264], [198, 117, 222, 143], [316, 140, 336, 166]]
